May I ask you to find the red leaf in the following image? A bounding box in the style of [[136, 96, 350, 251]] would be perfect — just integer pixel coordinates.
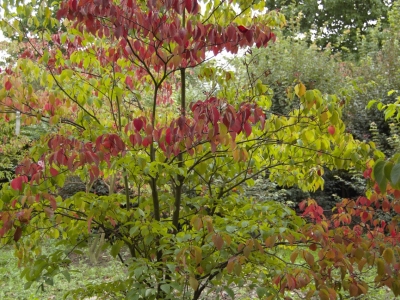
[[363, 168, 372, 179], [114, 25, 125, 39], [44, 207, 54, 218], [14, 226, 22, 242], [299, 200, 307, 211], [227, 25, 236, 41], [125, 76, 133, 89], [212, 233, 224, 250], [132, 133, 142, 147], [374, 183, 381, 194], [358, 196, 368, 205], [166, 128, 172, 145], [328, 125, 335, 135], [286, 274, 297, 290], [48, 195, 57, 210], [50, 167, 58, 177], [95, 135, 104, 149], [108, 216, 116, 227], [382, 199, 391, 212], [89, 165, 100, 181], [11, 199, 17, 208], [130, 134, 136, 146], [273, 275, 281, 286], [244, 30, 253, 43], [142, 136, 151, 147], [5, 80, 12, 91], [133, 118, 144, 131], [145, 124, 153, 135], [85, 151, 100, 165], [112, 134, 125, 152], [230, 118, 242, 134], [226, 259, 235, 273], [243, 122, 252, 137], [211, 107, 220, 126], [11, 176, 28, 192], [177, 116, 186, 131], [69, 0, 77, 10], [55, 149, 67, 165], [185, 0, 199, 14], [361, 212, 369, 223], [67, 153, 77, 171], [237, 25, 249, 33]]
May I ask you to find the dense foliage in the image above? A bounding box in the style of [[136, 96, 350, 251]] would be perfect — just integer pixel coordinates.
[[1, 1, 400, 300], [0, 117, 29, 184], [265, 0, 392, 53], [343, 2, 400, 153]]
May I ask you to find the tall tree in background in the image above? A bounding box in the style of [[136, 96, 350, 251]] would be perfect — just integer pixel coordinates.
[[0, 0, 61, 41], [266, 0, 392, 53]]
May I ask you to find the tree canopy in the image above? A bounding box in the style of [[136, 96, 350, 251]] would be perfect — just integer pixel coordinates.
[[266, 0, 392, 52]]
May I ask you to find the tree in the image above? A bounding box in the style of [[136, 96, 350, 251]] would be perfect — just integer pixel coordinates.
[[0, 0, 62, 41], [0, 115, 29, 186], [265, 0, 392, 53], [343, 1, 400, 153], [1, 0, 400, 299]]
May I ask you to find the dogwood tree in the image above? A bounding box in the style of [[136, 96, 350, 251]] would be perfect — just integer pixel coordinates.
[[1, 0, 400, 299]]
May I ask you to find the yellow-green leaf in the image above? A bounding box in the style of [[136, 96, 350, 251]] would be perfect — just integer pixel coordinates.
[[295, 83, 306, 97], [382, 248, 394, 264], [189, 276, 199, 290]]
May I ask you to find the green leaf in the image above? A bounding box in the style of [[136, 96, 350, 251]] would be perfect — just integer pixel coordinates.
[[145, 288, 155, 297], [256, 287, 268, 298], [160, 284, 171, 294], [393, 280, 400, 297], [61, 32, 67, 44], [377, 258, 385, 276], [110, 240, 124, 258], [367, 100, 378, 109], [224, 286, 235, 299], [384, 106, 396, 120], [384, 161, 393, 181], [41, 50, 49, 64], [134, 266, 144, 278], [24, 281, 33, 290], [391, 163, 400, 185], [373, 160, 387, 194], [226, 225, 236, 233], [305, 90, 314, 102]]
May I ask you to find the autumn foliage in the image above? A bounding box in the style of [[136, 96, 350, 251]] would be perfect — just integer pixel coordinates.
[[1, 0, 400, 299]]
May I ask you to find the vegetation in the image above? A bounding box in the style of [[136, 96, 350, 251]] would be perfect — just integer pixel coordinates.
[[0, 117, 29, 185], [0, 242, 127, 299], [265, 0, 392, 53], [1, 1, 400, 300]]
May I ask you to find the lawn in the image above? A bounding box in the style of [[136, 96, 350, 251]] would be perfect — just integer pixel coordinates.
[[0, 241, 126, 300], [0, 241, 398, 299]]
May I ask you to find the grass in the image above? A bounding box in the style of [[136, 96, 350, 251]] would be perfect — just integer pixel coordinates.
[[0, 242, 126, 300], [0, 241, 398, 300]]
